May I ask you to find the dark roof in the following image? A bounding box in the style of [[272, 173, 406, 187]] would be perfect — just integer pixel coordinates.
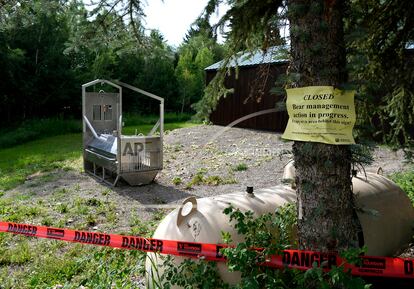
[[205, 46, 289, 71]]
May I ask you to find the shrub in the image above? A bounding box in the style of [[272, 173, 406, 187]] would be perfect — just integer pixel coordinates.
[[390, 169, 414, 204]]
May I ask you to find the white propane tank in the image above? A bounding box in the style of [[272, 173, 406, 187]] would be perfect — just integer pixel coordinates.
[[146, 169, 414, 287], [146, 186, 296, 286], [282, 162, 414, 256]]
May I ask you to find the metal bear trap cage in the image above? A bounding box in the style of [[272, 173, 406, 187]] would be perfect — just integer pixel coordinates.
[[82, 79, 164, 186]]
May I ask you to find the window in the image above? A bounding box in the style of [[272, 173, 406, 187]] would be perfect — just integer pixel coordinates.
[[104, 105, 112, 121], [93, 105, 101, 121]]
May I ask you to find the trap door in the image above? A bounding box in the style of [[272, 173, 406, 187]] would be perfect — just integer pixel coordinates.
[[84, 92, 120, 135]]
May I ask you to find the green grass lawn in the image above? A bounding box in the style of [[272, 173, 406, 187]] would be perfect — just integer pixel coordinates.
[[0, 133, 82, 191]]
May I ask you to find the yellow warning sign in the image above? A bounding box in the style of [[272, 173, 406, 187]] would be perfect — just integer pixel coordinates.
[[282, 86, 356, 144]]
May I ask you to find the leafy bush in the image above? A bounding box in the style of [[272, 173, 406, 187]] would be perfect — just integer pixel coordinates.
[[391, 169, 414, 204], [161, 257, 227, 289]]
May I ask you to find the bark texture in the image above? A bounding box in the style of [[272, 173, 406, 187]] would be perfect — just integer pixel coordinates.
[[287, 0, 363, 251]]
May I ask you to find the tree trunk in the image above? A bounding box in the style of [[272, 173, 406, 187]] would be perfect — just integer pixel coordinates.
[[287, 0, 363, 251]]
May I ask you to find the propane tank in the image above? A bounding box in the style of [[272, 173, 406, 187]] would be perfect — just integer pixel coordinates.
[[352, 172, 414, 256], [146, 186, 296, 286], [282, 161, 414, 256], [146, 168, 414, 287]]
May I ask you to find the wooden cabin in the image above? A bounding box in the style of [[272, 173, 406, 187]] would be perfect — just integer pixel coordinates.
[[205, 47, 289, 131]]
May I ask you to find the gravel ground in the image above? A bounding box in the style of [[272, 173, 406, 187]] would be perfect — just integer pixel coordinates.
[[10, 124, 411, 229], [161, 125, 410, 197]]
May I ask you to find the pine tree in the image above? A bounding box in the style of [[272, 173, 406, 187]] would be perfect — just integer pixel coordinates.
[[287, 0, 362, 251]]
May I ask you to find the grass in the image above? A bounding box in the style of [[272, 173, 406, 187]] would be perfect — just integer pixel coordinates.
[[0, 118, 81, 149], [122, 121, 197, 135], [172, 177, 182, 185], [0, 186, 166, 288], [0, 134, 82, 190], [232, 163, 248, 171], [123, 112, 193, 126], [185, 168, 237, 189]]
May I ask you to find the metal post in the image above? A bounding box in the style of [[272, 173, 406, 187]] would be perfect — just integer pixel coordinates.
[[160, 100, 164, 169], [116, 85, 122, 186], [82, 86, 86, 171], [117, 103, 122, 179]]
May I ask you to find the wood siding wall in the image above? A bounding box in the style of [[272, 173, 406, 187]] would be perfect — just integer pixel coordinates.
[[207, 63, 289, 132]]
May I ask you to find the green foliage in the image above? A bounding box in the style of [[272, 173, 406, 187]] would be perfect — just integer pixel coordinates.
[[192, 69, 234, 121], [0, 118, 81, 149], [197, 0, 414, 149], [172, 177, 182, 186], [185, 169, 237, 189], [221, 205, 296, 279], [186, 170, 206, 188], [222, 206, 369, 289], [0, 0, 214, 126], [390, 169, 414, 204], [350, 143, 375, 173], [193, 0, 287, 121], [161, 257, 229, 289], [232, 163, 248, 171], [0, 0, 77, 125], [203, 0, 285, 52], [175, 21, 224, 113], [346, 0, 414, 148]]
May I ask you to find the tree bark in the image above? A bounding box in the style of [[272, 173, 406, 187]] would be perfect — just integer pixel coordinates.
[[287, 0, 363, 251]]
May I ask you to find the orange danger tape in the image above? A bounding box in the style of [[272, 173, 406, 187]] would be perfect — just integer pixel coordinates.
[[1, 221, 414, 279]]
